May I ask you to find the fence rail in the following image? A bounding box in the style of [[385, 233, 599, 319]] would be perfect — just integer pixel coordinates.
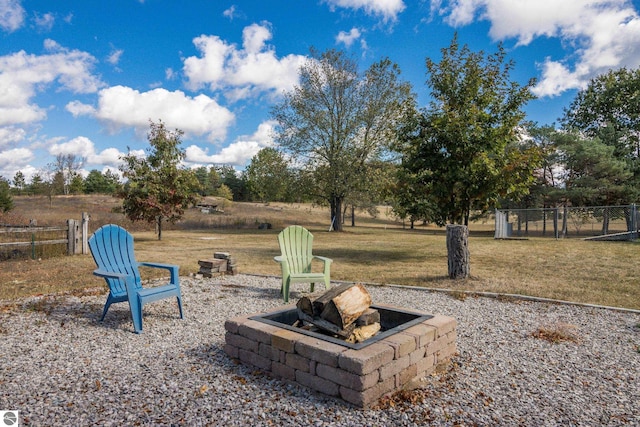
[[495, 205, 639, 239], [0, 213, 90, 260]]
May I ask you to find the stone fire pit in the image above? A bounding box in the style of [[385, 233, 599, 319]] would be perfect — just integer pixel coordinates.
[[224, 302, 457, 408]]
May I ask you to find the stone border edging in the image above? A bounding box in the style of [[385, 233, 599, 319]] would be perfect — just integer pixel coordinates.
[[242, 274, 640, 315]]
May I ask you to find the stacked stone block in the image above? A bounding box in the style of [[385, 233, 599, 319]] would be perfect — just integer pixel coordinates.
[[198, 252, 238, 277], [224, 304, 457, 408]]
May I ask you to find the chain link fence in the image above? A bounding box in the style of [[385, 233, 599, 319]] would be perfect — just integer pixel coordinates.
[[495, 205, 639, 239]]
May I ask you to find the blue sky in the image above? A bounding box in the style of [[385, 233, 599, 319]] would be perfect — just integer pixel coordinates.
[[2, 0, 640, 183]]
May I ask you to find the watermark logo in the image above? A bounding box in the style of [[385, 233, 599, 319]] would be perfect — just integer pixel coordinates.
[[0, 411, 19, 427]]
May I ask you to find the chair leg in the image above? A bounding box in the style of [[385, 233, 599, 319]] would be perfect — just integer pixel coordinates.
[[309, 282, 315, 293], [324, 277, 330, 290], [127, 294, 143, 334], [282, 276, 291, 303], [100, 294, 115, 321], [176, 296, 184, 319]]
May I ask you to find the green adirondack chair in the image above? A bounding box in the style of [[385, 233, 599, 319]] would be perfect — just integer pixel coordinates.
[[274, 225, 333, 303]]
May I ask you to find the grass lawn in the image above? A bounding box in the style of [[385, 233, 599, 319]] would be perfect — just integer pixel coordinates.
[[1, 195, 639, 310]]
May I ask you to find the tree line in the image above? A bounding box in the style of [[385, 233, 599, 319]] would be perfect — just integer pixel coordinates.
[[3, 35, 640, 233]]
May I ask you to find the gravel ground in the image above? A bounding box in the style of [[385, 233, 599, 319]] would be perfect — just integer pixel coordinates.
[[1, 274, 639, 426]]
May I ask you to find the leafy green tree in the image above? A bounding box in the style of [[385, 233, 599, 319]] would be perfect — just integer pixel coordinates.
[[245, 147, 292, 203], [0, 177, 14, 213], [499, 123, 564, 210], [562, 68, 640, 158], [272, 48, 414, 231], [556, 132, 633, 206], [12, 171, 26, 195], [391, 166, 436, 228], [84, 169, 121, 194], [119, 120, 201, 240], [343, 160, 396, 226], [218, 165, 247, 201], [395, 35, 540, 225], [194, 166, 222, 196], [29, 173, 45, 196], [562, 67, 640, 196], [69, 174, 85, 194], [215, 183, 234, 201]]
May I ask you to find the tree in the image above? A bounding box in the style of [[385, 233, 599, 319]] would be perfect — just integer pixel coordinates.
[[84, 169, 121, 194], [0, 177, 14, 213], [556, 132, 633, 207], [343, 160, 396, 226], [272, 48, 414, 231], [218, 165, 247, 201], [119, 120, 201, 240], [561, 67, 640, 197], [194, 166, 222, 196], [69, 174, 85, 194], [49, 154, 84, 195], [29, 173, 45, 196], [395, 35, 540, 226], [245, 147, 292, 203], [12, 171, 26, 195], [562, 68, 640, 159]]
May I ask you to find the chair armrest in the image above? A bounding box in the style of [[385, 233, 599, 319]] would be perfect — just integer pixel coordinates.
[[274, 255, 285, 263], [313, 255, 333, 264], [93, 269, 129, 280], [139, 262, 180, 284]]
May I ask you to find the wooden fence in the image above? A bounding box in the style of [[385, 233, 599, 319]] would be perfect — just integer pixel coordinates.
[[0, 212, 90, 259]]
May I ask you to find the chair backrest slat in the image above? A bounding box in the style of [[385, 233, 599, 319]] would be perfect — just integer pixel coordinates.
[[278, 225, 314, 274], [89, 224, 141, 296]]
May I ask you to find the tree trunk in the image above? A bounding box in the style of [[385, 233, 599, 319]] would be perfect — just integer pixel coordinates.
[[351, 205, 355, 227], [446, 224, 469, 279], [157, 216, 163, 240], [330, 196, 343, 231]]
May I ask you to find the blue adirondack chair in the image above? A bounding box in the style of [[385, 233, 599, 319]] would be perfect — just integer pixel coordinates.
[[274, 225, 332, 303], [88, 224, 183, 333]]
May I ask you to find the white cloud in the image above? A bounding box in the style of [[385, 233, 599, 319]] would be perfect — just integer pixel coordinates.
[[68, 85, 235, 142], [0, 40, 102, 126], [107, 46, 123, 65], [432, 0, 640, 97], [185, 120, 276, 166], [336, 28, 362, 47], [183, 23, 307, 101], [0, 126, 26, 149], [66, 100, 96, 117], [0, 147, 33, 168], [223, 5, 237, 20], [323, 0, 405, 21], [48, 136, 128, 167], [0, 0, 25, 32], [34, 12, 55, 32]]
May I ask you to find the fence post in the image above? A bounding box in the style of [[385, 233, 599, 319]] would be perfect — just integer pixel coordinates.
[[67, 219, 81, 255], [82, 212, 89, 254]]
